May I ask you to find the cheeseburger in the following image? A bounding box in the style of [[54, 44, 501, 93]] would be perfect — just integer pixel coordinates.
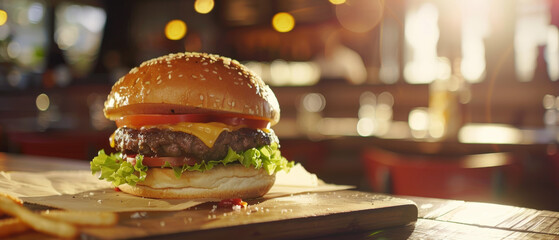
[[91, 52, 293, 199]]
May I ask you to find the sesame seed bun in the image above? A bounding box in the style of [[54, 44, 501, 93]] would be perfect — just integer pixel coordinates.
[[104, 52, 280, 125], [118, 164, 275, 199]]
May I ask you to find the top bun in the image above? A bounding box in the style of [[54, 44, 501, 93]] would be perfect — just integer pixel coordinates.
[[104, 52, 280, 125]]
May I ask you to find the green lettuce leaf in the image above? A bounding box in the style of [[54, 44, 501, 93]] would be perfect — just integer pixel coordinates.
[[90, 150, 148, 187], [90, 143, 294, 186]]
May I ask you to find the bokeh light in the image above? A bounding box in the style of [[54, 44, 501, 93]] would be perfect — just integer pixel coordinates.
[[543, 94, 555, 109], [272, 12, 295, 33], [194, 0, 214, 14], [7, 41, 21, 59], [302, 93, 326, 113], [458, 124, 522, 144], [0, 10, 7, 26], [409, 108, 429, 138], [165, 19, 187, 40], [357, 118, 375, 136], [36, 93, 50, 111], [27, 2, 44, 24], [335, 0, 383, 33], [55, 25, 79, 49]]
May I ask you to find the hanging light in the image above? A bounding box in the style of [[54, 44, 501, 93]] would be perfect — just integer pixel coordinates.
[[272, 12, 295, 33], [0, 10, 7, 26], [194, 0, 214, 14], [165, 19, 187, 40]]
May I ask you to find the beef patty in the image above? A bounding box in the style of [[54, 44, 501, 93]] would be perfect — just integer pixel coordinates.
[[113, 127, 278, 160]]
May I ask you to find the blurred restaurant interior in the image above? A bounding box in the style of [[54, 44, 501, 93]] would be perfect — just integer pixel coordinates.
[[0, 0, 558, 210]]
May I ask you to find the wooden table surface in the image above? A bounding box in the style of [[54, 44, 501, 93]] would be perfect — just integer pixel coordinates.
[[1, 153, 558, 239]]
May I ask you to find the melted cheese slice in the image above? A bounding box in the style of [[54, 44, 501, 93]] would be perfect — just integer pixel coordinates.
[[112, 122, 270, 148], [156, 122, 238, 148]]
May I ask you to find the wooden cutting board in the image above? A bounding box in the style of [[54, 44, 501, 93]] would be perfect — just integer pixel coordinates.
[[80, 190, 418, 240]]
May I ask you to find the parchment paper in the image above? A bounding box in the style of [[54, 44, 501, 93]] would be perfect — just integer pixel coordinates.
[[0, 164, 353, 212]]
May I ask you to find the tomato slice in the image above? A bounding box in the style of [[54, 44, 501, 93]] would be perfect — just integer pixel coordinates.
[[116, 114, 270, 129], [210, 114, 271, 129], [116, 114, 211, 128], [126, 155, 198, 167]]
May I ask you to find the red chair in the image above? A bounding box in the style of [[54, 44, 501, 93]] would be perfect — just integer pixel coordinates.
[[7, 131, 113, 160], [362, 147, 521, 201]]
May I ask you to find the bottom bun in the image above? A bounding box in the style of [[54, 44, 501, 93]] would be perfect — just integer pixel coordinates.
[[118, 164, 276, 199]]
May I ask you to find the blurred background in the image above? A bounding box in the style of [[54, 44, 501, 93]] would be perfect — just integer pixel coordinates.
[[0, 0, 558, 210]]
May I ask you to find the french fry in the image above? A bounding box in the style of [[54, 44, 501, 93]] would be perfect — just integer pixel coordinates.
[[0, 192, 23, 217], [0, 192, 23, 205], [0, 218, 29, 238], [0, 195, 118, 238], [41, 210, 118, 226], [0, 196, 78, 239]]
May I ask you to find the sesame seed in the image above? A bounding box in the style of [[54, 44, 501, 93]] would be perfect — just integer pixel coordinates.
[[212, 71, 218, 74], [202, 62, 208, 65], [168, 74, 172, 79], [232, 101, 235, 107], [200, 95, 204, 100], [192, 75, 197, 78], [204, 68, 209, 72], [223, 58, 231, 65], [218, 76, 222, 80], [145, 81, 150, 84], [179, 74, 183, 77], [157, 80, 162, 84]]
